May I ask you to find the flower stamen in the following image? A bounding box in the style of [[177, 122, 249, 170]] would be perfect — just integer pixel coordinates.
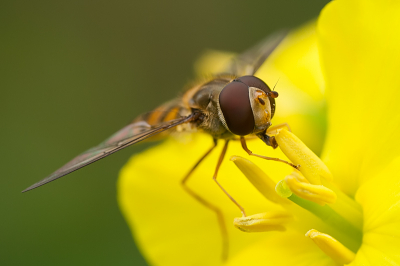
[[276, 182, 362, 252], [285, 170, 337, 206], [230, 155, 289, 205], [306, 229, 356, 264], [275, 129, 363, 230], [234, 211, 293, 232], [232, 130, 364, 253], [275, 129, 332, 184]]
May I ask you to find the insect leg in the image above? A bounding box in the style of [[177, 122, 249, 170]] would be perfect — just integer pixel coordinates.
[[213, 140, 247, 217], [241, 137, 300, 169], [181, 139, 229, 261]]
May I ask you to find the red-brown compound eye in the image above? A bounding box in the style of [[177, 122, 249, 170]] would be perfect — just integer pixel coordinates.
[[238, 75, 276, 118], [219, 81, 255, 136]]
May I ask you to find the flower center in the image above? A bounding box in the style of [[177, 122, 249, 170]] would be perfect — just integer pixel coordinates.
[[232, 129, 363, 264]]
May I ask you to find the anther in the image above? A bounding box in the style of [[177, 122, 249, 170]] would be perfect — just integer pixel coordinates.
[[231, 156, 289, 205], [306, 229, 356, 264], [285, 171, 336, 206], [234, 211, 292, 232], [275, 129, 332, 184]]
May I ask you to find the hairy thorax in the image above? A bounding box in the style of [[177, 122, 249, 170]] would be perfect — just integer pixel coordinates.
[[186, 77, 235, 139]]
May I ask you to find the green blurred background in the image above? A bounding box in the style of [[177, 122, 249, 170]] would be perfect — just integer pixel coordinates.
[[1, 1, 329, 265]]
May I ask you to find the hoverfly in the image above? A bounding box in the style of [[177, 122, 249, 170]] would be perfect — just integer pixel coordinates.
[[23, 31, 298, 260]]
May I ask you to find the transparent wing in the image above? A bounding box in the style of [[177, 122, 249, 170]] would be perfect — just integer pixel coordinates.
[[22, 113, 198, 192], [225, 30, 288, 76]]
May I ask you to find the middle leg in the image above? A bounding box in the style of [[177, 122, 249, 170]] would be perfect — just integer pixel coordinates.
[[213, 140, 247, 217], [181, 139, 229, 261]]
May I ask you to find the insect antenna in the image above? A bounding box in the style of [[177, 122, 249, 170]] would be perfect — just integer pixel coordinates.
[[272, 78, 280, 91]]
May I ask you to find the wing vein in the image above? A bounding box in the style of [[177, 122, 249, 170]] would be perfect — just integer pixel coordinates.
[[22, 113, 198, 192]]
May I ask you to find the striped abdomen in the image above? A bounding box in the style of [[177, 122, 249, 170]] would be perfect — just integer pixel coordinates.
[[135, 99, 189, 126]]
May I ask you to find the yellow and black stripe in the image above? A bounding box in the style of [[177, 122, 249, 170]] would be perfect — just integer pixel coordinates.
[[135, 99, 186, 126]]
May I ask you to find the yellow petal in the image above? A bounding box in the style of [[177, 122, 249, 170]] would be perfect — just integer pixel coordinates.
[[352, 157, 400, 265], [318, 0, 400, 196], [118, 134, 285, 265], [257, 21, 326, 156], [226, 231, 337, 266]]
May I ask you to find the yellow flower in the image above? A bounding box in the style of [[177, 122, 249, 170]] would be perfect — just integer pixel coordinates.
[[118, 0, 400, 265]]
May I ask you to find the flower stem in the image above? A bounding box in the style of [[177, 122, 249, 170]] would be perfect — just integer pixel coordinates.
[[288, 194, 362, 252], [322, 180, 363, 229]]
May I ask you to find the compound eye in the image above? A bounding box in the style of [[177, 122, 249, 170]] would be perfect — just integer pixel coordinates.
[[238, 76, 276, 118], [219, 81, 255, 136]]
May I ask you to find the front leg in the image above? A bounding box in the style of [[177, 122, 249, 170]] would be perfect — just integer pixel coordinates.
[[257, 133, 278, 149], [257, 123, 292, 149], [241, 136, 299, 169]]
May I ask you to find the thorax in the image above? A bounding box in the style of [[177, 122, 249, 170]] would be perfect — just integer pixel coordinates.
[[183, 76, 236, 139]]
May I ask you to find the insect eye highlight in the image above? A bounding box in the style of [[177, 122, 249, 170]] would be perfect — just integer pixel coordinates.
[[219, 81, 255, 136]]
